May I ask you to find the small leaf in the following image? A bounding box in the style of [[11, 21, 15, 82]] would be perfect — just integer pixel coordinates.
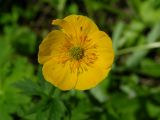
[[68, 4, 78, 14], [14, 79, 42, 96], [112, 21, 125, 53], [90, 85, 107, 103], [126, 23, 160, 67], [140, 59, 160, 78], [146, 101, 160, 118], [48, 98, 66, 120]]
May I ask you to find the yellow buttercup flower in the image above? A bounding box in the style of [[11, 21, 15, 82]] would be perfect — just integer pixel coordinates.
[[38, 15, 114, 90]]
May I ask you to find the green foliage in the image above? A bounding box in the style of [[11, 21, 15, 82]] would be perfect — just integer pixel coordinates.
[[140, 59, 160, 78], [0, 0, 160, 120]]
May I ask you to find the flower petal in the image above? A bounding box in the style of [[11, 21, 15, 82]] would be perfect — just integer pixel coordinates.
[[52, 19, 75, 35], [64, 15, 99, 35], [75, 64, 111, 90], [75, 31, 114, 90], [89, 31, 114, 67], [42, 58, 78, 90], [38, 30, 66, 64], [52, 15, 99, 36]]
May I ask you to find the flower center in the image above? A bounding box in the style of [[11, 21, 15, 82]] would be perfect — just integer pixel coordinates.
[[69, 47, 84, 60]]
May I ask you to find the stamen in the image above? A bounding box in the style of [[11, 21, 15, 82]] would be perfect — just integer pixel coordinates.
[[69, 47, 84, 60]]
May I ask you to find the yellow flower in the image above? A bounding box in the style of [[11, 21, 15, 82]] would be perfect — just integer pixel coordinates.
[[38, 15, 114, 90]]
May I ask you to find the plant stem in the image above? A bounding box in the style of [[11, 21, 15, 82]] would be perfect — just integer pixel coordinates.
[[48, 86, 56, 97], [117, 42, 160, 56]]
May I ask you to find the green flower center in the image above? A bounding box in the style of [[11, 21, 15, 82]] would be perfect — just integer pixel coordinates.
[[69, 47, 84, 60]]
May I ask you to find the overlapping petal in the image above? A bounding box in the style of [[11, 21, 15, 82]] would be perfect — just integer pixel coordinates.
[[52, 15, 99, 36], [38, 15, 114, 90], [42, 58, 77, 90], [75, 31, 114, 90], [38, 30, 66, 64]]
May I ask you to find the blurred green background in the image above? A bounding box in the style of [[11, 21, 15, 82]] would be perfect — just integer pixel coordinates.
[[0, 0, 160, 120]]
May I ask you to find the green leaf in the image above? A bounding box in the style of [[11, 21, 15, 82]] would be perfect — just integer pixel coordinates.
[[105, 94, 139, 120], [48, 98, 66, 120], [140, 59, 160, 78], [112, 21, 125, 53], [36, 110, 48, 120], [4, 25, 37, 54], [127, 0, 141, 18], [90, 81, 108, 103], [146, 101, 160, 118], [0, 107, 12, 120], [71, 99, 91, 120], [126, 23, 160, 67], [14, 79, 42, 96], [27, 98, 49, 115], [68, 3, 78, 14], [140, 0, 160, 24]]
